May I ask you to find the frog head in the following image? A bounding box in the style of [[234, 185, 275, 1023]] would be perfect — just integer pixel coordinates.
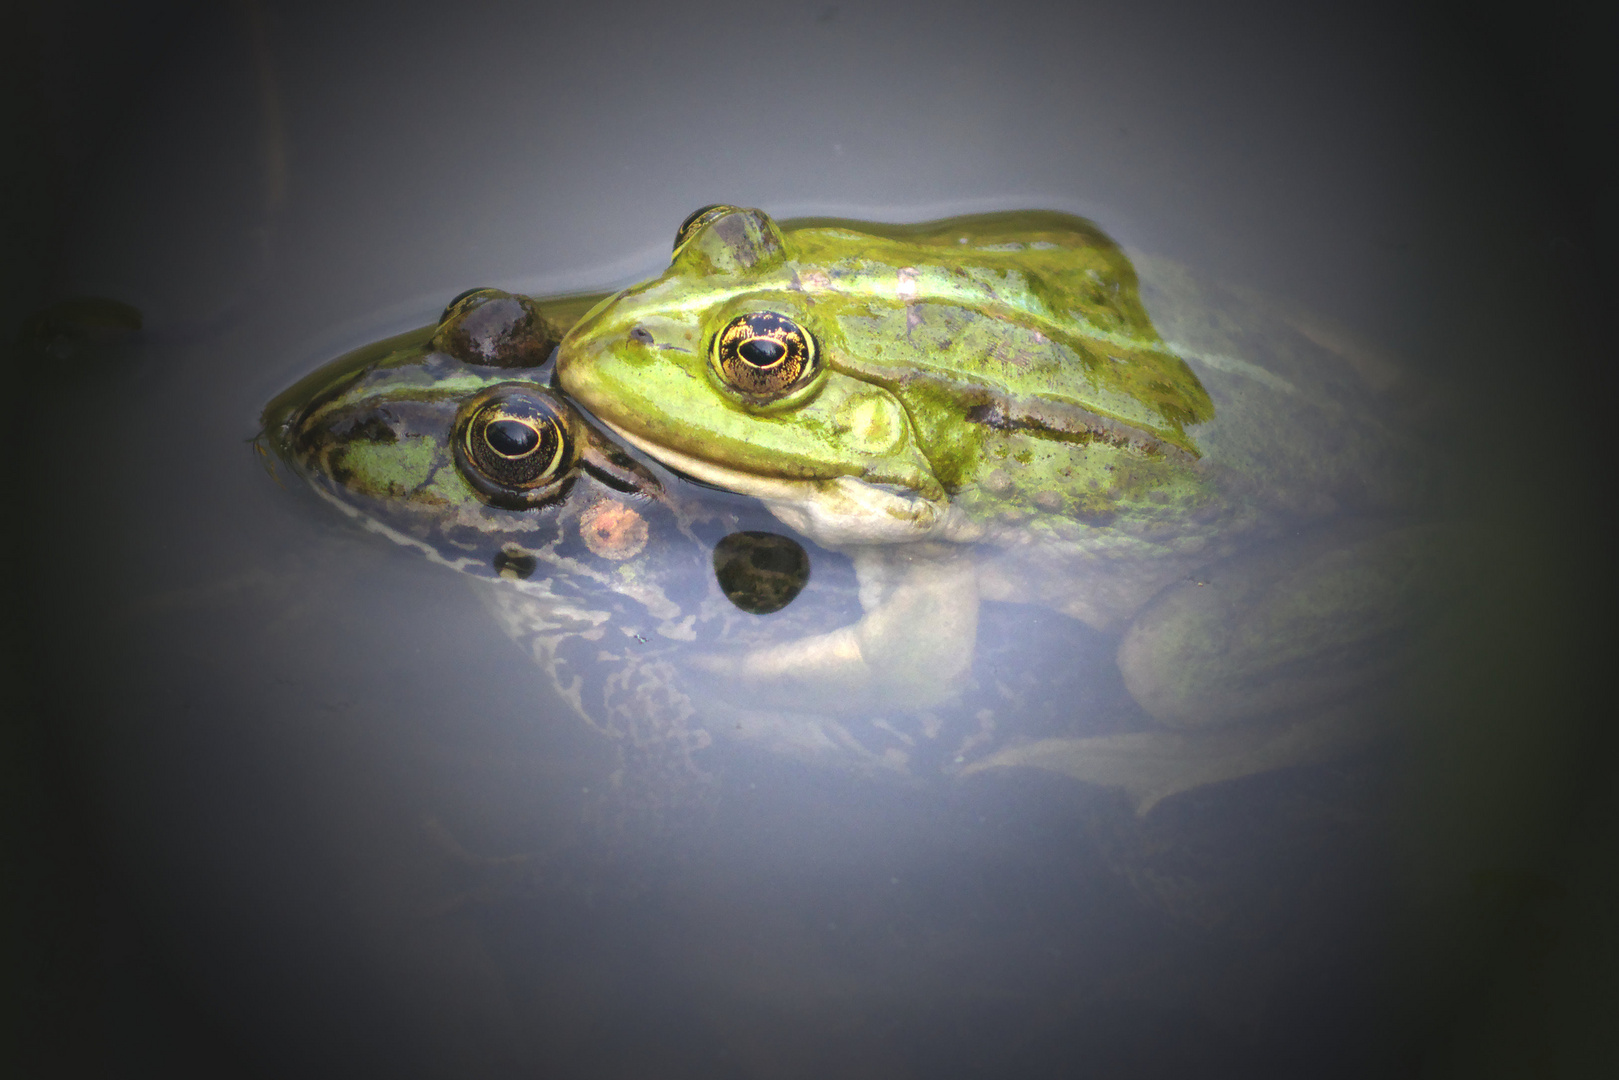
[[261, 289, 666, 579], [558, 206, 951, 545]]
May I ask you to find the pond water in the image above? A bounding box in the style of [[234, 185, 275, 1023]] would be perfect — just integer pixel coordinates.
[[9, 2, 1615, 1078]]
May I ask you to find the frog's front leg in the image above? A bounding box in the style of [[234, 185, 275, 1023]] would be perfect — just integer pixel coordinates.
[[966, 524, 1435, 811], [695, 542, 979, 714]]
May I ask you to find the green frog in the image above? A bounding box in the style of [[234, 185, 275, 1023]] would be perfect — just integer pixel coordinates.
[[552, 206, 1437, 810]]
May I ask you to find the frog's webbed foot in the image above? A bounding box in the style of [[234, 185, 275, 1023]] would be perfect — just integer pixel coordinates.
[[960, 704, 1377, 815], [965, 524, 1437, 812], [694, 543, 980, 715]]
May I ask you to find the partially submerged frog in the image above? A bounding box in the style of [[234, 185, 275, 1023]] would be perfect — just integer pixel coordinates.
[[260, 288, 846, 808], [553, 206, 1437, 809]]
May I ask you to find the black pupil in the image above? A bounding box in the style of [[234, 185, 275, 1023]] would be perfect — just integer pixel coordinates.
[[486, 418, 540, 457], [738, 337, 786, 366]]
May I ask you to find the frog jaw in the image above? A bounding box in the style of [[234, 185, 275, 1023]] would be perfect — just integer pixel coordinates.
[[596, 420, 982, 549]]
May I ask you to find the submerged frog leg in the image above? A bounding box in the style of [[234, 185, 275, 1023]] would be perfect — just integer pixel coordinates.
[[472, 578, 717, 830], [960, 704, 1378, 815], [1115, 523, 1439, 729], [964, 523, 1439, 810], [692, 543, 980, 715]]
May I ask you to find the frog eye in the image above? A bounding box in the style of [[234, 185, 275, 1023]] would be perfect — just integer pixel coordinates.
[[434, 288, 559, 369], [453, 384, 577, 507], [711, 312, 818, 401], [673, 204, 742, 251]]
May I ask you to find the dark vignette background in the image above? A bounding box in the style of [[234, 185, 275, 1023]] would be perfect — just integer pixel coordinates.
[[4, 1, 1616, 1077]]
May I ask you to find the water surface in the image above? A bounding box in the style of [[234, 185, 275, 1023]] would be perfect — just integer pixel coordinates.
[[9, 2, 1616, 1077]]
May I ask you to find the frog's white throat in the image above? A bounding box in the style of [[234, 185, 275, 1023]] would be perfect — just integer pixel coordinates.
[[597, 420, 981, 549]]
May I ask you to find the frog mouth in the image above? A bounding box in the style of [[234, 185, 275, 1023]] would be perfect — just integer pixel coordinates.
[[593, 418, 975, 546]]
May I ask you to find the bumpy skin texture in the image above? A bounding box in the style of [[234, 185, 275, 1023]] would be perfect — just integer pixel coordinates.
[[560, 212, 1213, 530], [555, 207, 1430, 807]]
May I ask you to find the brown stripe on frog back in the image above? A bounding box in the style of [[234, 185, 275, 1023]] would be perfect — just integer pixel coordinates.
[[965, 397, 1199, 463]]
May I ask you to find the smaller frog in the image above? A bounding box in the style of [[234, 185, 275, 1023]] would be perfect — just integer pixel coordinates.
[[263, 288, 677, 596], [263, 288, 912, 811], [263, 289, 725, 798]]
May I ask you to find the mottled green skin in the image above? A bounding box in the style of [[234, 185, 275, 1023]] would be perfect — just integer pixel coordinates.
[[259, 293, 757, 636], [559, 212, 1213, 531], [267, 326, 524, 520], [264, 291, 612, 533]]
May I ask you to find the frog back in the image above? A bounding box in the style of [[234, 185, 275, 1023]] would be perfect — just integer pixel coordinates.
[[783, 214, 1417, 526], [780, 212, 1214, 472]]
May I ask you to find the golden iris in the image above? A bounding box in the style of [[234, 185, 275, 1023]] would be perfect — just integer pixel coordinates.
[[454, 386, 571, 498], [711, 312, 817, 400]]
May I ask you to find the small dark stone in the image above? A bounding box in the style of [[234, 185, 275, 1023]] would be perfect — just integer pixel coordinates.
[[713, 531, 810, 615], [493, 548, 538, 579], [17, 296, 143, 345]]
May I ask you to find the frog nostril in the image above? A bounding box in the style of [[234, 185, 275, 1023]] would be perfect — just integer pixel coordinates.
[[629, 326, 654, 346]]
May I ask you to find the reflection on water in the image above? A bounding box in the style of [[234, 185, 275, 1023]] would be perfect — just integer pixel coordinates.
[[11, 2, 1615, 1077]]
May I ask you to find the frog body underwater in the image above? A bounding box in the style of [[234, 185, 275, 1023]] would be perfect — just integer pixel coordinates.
[[554, 206, 1435, 808]]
